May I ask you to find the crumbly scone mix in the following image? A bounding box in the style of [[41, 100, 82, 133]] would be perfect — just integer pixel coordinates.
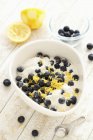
[[16, 52, 80, 112]]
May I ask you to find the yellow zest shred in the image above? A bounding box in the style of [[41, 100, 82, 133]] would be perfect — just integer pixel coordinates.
[[28, 92, 33, 97], [65, 72, 73, 83], [73, 92, 78, 97], [41, 93, 46, 98], [63, 93, 71, 99], [51, 79, 62, 89], [33, 75, 39, 82], [45, 87, 53, 94]]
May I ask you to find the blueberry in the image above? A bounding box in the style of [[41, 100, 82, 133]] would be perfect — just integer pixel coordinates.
[[28, 87, 34, 92], [28, 73, 34, 80], [75, 88, 79, 93], [17, 81, 23, 87], [28, 83, 32, 87], [3, 79, 11, 87], [55, 72, 60, 75], [43, 54, 50, 58], [88, 54, 93, 61], [50, 107, 57, 111], [50, 73, 55, 78], [62, 58, 70, 67], [36, 52, 43, 57], [64, 32, 71, 37], [32, 130, 39, 137], [35, 69, 41, 73], [58, 78, 64, 82], [73, 74, 79, 81], [18, 116, 25, 123], [44, 71, 50, 77], [26, 92, 30, 96], [60, 66, 67, 71], [37, 73, 43, 78], [69, 69, 73, 73], [54, 63, 60, 69], [45, 77, 48, 80], [33, 98, 39, 104], [22, 86, 28, 92], [38, 61, 43, 67], [61, 89, 65, 94], [15, 76, 22, 81], [54, 56, 61, 63], [44, 99, 51, 106], [68, 81, 74, 86], [31, 80, 36, 85], [57, 74, 64, 80], [33, 97, 43, 104], [50, 60, 54, 65], [58, 29, 64, 35], [69, 29, 74, 35], [58, 98, 65, 104], [33, 97, 38, 103], [34, 84, 40, 90], [74, 30, 80, 34], [63, 26, 70, 32], [70, 96, 77, 104], [17, 66, 24, 72], [87, 43, 93, 50], [38, 80, 45, 87], [66, 100, 71, 106], [73, 33, 80, 37], [45, 81, 51, 87], [59, 32, 64, 36], [57, 74, 62, 78], [46, 66, 49, 70], [40, 88, 45, 93], [23, 78, 29, 83], [54, 56, 60, 60], [34, 92, 39, 98]]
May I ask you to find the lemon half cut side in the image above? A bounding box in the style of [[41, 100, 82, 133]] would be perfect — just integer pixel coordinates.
[[7, 22, 31, 43]]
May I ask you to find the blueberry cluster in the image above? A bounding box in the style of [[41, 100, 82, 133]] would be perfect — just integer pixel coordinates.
[[58, 26, 80, 37], [87, 43, 93, 61], [16, 52, 79, 111]]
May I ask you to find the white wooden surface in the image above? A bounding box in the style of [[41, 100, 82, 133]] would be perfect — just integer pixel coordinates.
[[0, 0, 93, 139]]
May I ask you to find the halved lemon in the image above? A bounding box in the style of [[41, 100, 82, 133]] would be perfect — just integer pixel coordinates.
[[21, 8, 45, 29], [7, 22, 31, 43]]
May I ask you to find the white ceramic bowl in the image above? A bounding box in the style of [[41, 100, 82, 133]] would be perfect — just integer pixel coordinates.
[[9, 40, 85, 117]]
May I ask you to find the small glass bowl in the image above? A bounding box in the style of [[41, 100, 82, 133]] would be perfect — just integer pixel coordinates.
[[49, 12, 89, 44]]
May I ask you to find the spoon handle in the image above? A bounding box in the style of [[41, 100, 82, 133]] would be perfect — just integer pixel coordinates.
[[68, 116, 86, 129], [55, 116, 85, 138]]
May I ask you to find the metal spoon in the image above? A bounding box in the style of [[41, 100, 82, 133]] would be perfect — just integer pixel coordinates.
[[55, 116, 85, 138]]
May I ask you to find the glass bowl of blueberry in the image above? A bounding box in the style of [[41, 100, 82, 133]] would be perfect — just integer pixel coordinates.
[[49, 12, 89, 44]]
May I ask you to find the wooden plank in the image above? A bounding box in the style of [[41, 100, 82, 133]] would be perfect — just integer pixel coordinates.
[[0, 92, 34, 140], [0, 0, 21, 23], [18, 112, 65, 140], [88, 130, 93, 140]]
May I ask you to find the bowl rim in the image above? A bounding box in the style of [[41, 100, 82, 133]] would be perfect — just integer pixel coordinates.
[[49, 13, 90, 42], [9, 39, 86, 116]]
